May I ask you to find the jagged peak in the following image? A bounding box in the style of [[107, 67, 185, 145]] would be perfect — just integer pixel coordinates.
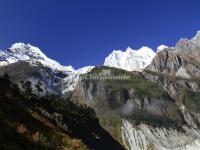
[[175, 38, 189, 47], [0, 42, 75, 72], [111, 46, 155, 55], [191, 30, 200, 46], [191, 30, 200, 39], [177, 38, 189, 43], [10, 42, 27, 49], [157, 45, 168, 52], [138, 46, 152, 50], [125, 46, 134, 52], [135, 46, 155, 57], [104, 46, 156, 71], [112, 49, 123, 53], [9, 42, 48, 60], [174, 37, 200, 51]]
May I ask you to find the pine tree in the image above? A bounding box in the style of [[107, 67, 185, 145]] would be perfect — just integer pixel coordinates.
[[2, 73, 11, 87], [20, 80, 25, 92], [35, 80, 43, 96], [2, 72, 9, 80], [24, 81, 33, 99]]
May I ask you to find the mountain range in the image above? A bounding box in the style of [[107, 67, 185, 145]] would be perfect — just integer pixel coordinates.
[[1, 31, 200, 150]]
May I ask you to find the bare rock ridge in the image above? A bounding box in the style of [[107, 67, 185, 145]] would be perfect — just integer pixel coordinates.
[[146, 31, 200, 79], [73, 66, 200, 150], [1, 30, 200, 150]]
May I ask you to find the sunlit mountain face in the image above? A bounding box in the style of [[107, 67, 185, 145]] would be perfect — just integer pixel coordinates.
[[1, 31, 200, 150]]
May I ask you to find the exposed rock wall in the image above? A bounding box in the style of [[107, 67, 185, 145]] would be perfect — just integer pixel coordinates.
[[121, 119, 200, 150]]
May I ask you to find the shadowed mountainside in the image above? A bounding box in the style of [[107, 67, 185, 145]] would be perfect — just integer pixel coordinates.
[[0, 74, 124, 150]]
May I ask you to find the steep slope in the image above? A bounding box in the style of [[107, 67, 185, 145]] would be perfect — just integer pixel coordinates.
[[0, 61, 65, 93], [121, 120, 200, 150], [0, 42, 74, 72], [1, 30, 200, 150], [157, 45, 168, 52], [0, 76, 88, 150], [144, 31, 200, 127], [139, 70, 200, 150], [146, 31, 200, 79], [62, 66, 94, 93], [0, 43, 94, 93], [71, 66, 200, 149], [143, 71, 200, 127], [0, 75, 124, 150], [104, 46, 155, 71]]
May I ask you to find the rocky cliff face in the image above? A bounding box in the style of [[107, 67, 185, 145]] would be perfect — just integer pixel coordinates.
[[143, 71, 200, 128], [69, 63, 200, 149], [73, 67, 181, 120], [2, 31, 200, 149], [144, 31, 200, 129], [74, 78, 181, 124], [71, 67, 192, 149], [146, 31, 200, 79], [121, 119, 200, 150]]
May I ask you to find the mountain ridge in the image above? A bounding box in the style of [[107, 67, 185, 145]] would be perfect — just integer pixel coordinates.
[[104, 46, 156, 71], [1, 30, 200, 150], [0, 42, 74, 72]]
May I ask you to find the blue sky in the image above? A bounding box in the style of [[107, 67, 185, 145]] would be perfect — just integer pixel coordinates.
[[0, 0, 200, 69]]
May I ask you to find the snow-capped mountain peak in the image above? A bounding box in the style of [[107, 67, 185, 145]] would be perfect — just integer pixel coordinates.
[[104, 46, 156, 71], [157, 45, 168, 52], [126, 46, 135, 52], [0, 42, 74, 72], [0, 42, 93, 93], [9, 43, 48, 60], [135, 46, 155, 56]]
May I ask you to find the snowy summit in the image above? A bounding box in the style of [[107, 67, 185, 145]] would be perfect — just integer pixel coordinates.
[[0, 43, 74, 72], [104, 46, 156, 71], [0, 43, 94, 92], [157, 45, 168, 52]]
